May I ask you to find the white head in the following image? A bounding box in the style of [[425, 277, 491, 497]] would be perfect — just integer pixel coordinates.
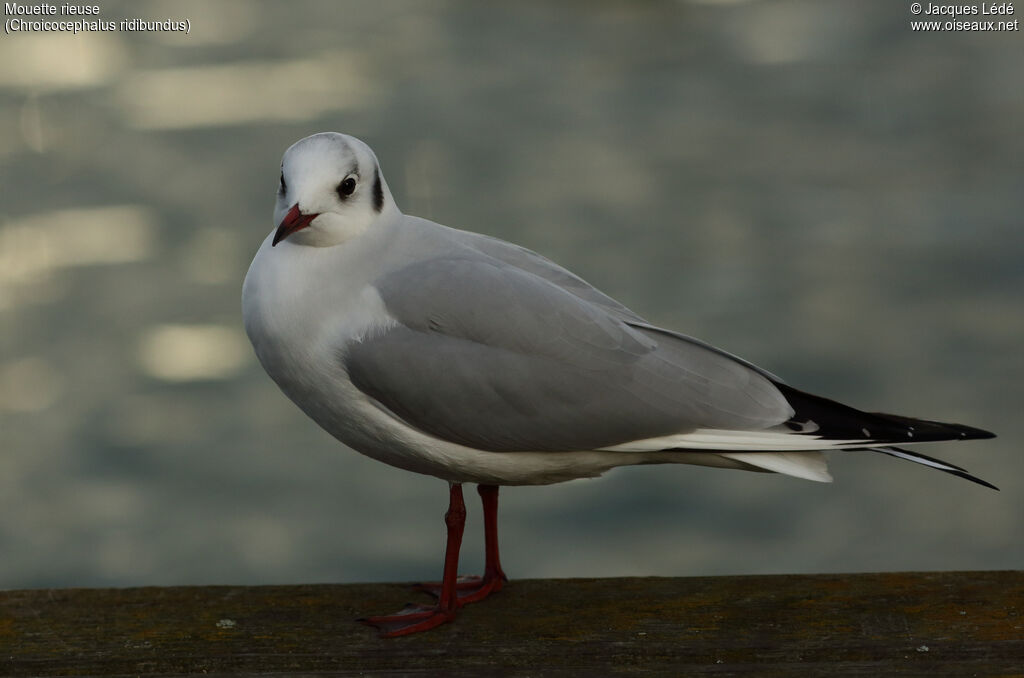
[[271, 133, 398, 248]]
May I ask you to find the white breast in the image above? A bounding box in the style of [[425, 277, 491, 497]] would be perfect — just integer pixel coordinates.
[[243, 233, 393, 440]]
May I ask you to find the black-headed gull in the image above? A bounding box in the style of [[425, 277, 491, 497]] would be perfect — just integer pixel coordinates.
[[242, 132, 995, 637]]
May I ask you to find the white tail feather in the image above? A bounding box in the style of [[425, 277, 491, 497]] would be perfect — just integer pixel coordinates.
[[600, 428, 872, 452], [717, 451, 833, 482]]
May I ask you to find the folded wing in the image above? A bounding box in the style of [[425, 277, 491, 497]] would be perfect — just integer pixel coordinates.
[[344, 254, 793, 453]]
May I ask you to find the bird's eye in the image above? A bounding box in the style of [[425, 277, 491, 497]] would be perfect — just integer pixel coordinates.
[[279, 172, 287, 195], [337, 176, 357, 199]]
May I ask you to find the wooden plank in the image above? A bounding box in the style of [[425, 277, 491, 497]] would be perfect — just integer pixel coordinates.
[[1, 571, 1022, 676]]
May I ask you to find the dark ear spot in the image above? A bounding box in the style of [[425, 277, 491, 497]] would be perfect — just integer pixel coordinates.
[[372, 166, 384, 213]]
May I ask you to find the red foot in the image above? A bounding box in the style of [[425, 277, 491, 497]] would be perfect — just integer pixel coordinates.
[[361, 484, 507, 638], [414, 571, 506, 605], [359, 603, 456, 637]]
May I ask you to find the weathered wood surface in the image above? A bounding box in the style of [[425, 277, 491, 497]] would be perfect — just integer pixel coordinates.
[[1, 571, 1021, 676]]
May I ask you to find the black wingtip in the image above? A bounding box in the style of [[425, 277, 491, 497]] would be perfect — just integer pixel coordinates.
[[880, 447, 999, 491], [874, 416, 997, 442], [951, 424, 997, 441], [951, 470, 1000, 492], [775, 382, 997, 445]]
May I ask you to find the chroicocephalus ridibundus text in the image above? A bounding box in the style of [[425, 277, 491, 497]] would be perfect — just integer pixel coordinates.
[[242, 132, 995, 637]]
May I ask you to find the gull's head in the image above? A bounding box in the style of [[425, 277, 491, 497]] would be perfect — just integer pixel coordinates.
[[272, 132, 397, 248]]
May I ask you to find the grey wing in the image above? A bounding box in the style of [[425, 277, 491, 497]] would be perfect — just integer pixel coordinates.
[[343, 255, 793, 452], [457, 229, 646, 323], [456, 226, 788, 382]]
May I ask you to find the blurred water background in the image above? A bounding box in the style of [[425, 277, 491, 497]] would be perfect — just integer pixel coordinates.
[[0, 0, 1021, 589]]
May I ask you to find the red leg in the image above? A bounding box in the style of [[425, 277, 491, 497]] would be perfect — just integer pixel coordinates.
[[360, 483, 467, 637], [459, 484, 507, 603], [415, 484, 507, 605]]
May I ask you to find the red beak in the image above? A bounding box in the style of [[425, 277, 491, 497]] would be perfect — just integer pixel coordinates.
[[272, 204, 320, 246]]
